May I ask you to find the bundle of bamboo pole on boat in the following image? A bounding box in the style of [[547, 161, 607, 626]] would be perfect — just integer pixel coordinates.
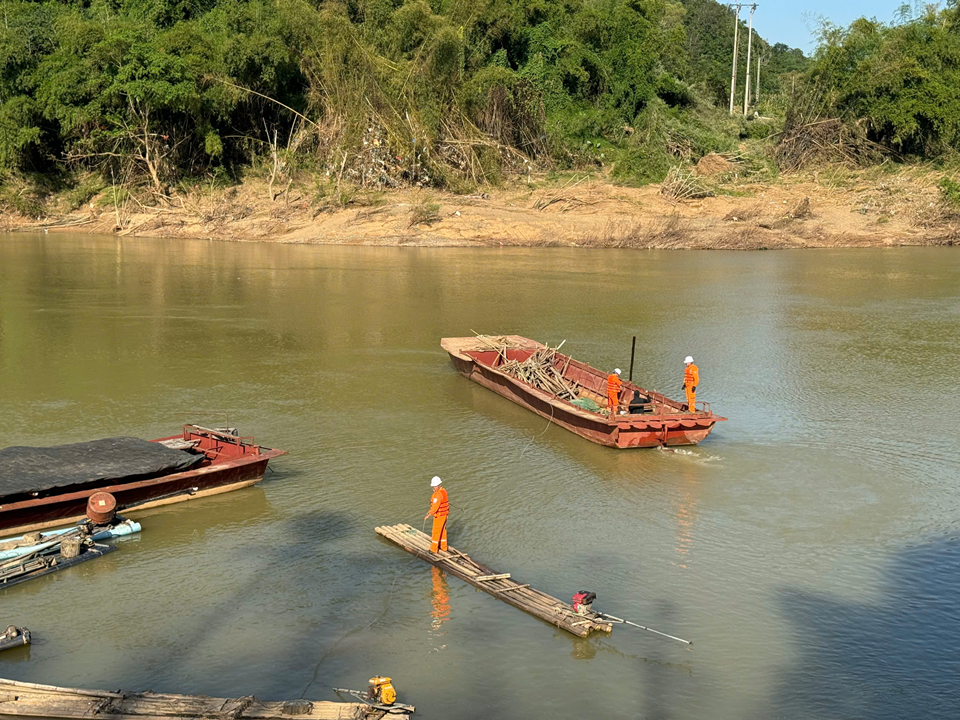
[[500, 346, 578, 401], [470, 332, 513, 364], [470, 333, 578, 401]]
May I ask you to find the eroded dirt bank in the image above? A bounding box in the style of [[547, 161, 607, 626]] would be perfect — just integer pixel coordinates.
[[4, 169, 958, 249]]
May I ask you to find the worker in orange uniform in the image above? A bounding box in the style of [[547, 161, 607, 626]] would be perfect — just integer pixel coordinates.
[[682, 356, 699, 412], [425, 475, 449, 553], [607, 368, 623, 416]]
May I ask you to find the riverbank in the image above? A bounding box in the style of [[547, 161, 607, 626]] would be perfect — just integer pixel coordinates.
[[3, 165, 957, 249]]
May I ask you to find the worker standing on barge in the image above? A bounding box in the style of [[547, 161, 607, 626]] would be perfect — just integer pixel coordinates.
[[425, 476, 449, 553], [607, 369, 623, 416], [682, 356, 699, 412]]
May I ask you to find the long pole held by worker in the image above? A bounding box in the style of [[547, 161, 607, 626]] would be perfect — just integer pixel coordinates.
[[628, 336, 636, 381], [596, 611, 693, 647]]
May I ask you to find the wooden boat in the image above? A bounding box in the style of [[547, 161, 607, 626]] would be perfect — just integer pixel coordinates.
[[441, 335, 726, 448], [0, 626, 30, 652], [0, 425, 286, 536], [0, 678, 413, 719]]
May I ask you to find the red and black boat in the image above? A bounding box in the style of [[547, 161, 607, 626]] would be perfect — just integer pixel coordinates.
[[442, 335, 726, 448], [0, 425, 285, 536]]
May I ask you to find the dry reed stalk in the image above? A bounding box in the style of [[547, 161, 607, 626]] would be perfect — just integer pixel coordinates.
[[660, 167, 714, 202]]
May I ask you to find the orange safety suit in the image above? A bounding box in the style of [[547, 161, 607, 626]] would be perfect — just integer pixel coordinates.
[[426, 486, 449, 552], [607, 373, 623, 416], [683, 363, 699, 412]]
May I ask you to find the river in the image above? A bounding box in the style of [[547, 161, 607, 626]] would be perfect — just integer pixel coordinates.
[[1, 234, 958, 719]]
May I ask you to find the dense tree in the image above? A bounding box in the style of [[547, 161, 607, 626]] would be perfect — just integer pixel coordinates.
[[0, 0, 811, 190], [795, 8, 960, 156]]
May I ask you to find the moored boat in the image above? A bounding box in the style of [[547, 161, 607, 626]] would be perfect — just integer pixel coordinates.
[[0, 626, 30, 652], [441, 335, 726, 448], [0, 425, 286, 536]]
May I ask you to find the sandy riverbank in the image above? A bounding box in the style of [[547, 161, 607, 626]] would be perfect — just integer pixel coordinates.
[[3, 167, 957, 249]]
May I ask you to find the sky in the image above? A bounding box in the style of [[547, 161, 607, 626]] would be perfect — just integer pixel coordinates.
[[744, 0, 923, 52]]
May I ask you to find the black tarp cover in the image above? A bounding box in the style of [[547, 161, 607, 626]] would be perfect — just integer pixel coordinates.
[[0, 437, 204, 500]]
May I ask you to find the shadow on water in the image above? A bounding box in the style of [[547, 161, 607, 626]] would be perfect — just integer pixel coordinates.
[[567, 632, 694, 676], [768, 538, 960, 720]]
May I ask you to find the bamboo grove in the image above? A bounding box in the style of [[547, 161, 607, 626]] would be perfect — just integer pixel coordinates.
[[1, 0, 958, 199]]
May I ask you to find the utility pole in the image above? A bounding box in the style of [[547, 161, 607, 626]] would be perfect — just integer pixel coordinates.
[[755, 52, 763, 106], [743, 4, 756, 116], [728, 5, 759, 115], [728, 5, 741, 115]]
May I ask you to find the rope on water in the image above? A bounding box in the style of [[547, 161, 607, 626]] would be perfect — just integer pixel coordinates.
[[299, 569, 402, 699]]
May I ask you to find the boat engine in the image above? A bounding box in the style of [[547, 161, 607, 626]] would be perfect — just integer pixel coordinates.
[[366, 676, 396, 706], [572, 591, 597, 615]]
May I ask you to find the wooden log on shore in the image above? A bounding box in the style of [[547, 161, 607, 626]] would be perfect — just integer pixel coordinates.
[[0, 678, 412, 719], [374, 523, 612, 638]]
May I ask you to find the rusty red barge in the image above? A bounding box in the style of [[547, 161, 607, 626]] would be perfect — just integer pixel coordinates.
[[0, 425, 285, 536], [442, 335, 726, 448]]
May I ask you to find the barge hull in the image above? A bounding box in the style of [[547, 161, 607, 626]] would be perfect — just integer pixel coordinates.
[[444, 335, 724, 448], [0, 427, 285, 536]]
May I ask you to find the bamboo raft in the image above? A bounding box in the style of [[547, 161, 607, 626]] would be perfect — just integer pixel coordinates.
[[0, 678, 413, 719], [375, 524, 612, 638], [0, 536, 115, 589]]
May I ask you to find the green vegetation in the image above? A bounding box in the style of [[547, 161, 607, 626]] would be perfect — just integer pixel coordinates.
[[939, 177, 960, 207], [4, 0, 960, 209], [0, 0, 812, 202], [783, 4, 960, 164]]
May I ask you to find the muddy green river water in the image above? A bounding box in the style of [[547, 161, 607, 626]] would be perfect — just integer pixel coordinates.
[[1, 234, 958, 719]]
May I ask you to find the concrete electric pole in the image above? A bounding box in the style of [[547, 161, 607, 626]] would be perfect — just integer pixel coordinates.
[[755, 52, 763, 106], [728, 5, 759, 116], [728, 5, 741, 115], [743, 4, 756, 116]]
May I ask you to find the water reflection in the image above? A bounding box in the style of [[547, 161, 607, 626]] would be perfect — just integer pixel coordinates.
[[429, 567, 450, 644], [672, 471, 697, 571], [0, 643, 32, 664]]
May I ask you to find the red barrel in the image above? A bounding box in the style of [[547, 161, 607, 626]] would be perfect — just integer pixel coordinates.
[[86, 492, 117, 524]]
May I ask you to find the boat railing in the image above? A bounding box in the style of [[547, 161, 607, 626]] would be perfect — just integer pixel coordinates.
[[182, 425, 257, 453]]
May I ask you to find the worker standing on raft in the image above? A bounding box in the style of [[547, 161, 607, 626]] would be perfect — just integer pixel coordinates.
[[607, 368, 623, 416], [425, 476, 449, 553], [682, 356, 699, 412]]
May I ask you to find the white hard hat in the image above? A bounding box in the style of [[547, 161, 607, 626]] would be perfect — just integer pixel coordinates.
[[430, 476, 442, 487], [684, 356, 694, 363], [614, 368, 621, 375]]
